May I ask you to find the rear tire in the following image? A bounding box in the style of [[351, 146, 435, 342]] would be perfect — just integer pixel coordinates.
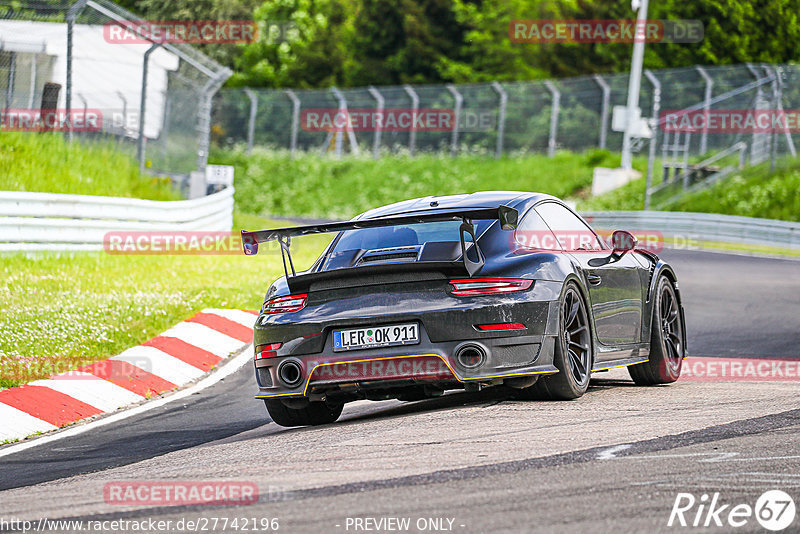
[[264, 399, 343, 427], [629, 275, 684, 385], [519, 281, 592, 400]]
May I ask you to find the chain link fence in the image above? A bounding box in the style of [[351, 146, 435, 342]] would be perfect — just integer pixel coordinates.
[[0, 0, 230, 186], [213, 63, 800, 207]]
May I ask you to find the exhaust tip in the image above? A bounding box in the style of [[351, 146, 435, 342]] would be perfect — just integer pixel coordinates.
[[277, 360, 303, 387], [455, 343, 486, 370]]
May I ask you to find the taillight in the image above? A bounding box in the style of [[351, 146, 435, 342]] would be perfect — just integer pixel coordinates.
[[476, 323, 526, 331], [255, 343, 282, 360], [262, 294, 308, 313], [449, 278, 532, 296]]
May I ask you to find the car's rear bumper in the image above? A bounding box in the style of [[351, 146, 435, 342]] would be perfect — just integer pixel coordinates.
[[253, 279, 564, 399], [254, 325, 560, 400]]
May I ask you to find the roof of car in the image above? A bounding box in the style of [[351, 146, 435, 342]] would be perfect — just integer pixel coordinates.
[[357, 191, 558, 220]]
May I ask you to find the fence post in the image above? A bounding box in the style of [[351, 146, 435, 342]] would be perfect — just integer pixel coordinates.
[[643, 70, 661, 210], [767, 65, 797, 157], [196, 68, 231, 173], [331, 87, 359, 157], [766, 66, 779, 171], [403, 84, 419, 156], [367, 86, 384, 159], [446, 84, 462, 156], [65, 0, 87, 143], [27, 52, 38, 109], [137, 43, 160, 175], [592, 74, 610, 150], [544, 80, 560, 157], [284, 90, 300, 158], [491, 81, 507, 158], [4, 52, 16, 112], [776, 66, 795, 158], [746, 63, 769, 164], [695, 66, 713, 156], [243, 88, 258, 154]]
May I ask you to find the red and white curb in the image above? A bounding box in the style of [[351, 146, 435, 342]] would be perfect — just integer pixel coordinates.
[[0, 308, 257, 444]]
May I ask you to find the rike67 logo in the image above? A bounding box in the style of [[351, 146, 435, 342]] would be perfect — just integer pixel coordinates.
[[668, 490, 796, 531]]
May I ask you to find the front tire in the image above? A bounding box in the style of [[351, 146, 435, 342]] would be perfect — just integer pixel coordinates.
[[265, 399, 343, 427], [629, 275, 684, 385], [520, 281, 592, 400]]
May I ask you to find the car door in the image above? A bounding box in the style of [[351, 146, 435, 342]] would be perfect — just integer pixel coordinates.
[[534, 202, 643, 347]]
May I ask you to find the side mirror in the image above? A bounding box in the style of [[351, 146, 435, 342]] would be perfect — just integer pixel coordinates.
[[610, 230, 637, 254], [498, 205, 519, 231]]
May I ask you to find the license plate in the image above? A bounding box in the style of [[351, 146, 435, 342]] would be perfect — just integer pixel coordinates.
[[333, 323, 419, 352]]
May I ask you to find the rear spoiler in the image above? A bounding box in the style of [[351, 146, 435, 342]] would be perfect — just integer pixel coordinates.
[[241, 205, 519, 279]]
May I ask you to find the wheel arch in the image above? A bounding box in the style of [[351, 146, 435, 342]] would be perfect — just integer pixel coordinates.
[[647, 262, 688, 357]]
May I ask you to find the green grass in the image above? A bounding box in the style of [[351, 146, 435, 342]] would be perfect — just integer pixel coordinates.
[[211, 148, 649, 220], [0, 132, 179, 200], [580, 158, 800, 222], [0, 215, 329, 389]]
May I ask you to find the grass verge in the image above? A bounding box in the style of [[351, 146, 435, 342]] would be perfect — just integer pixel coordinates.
[[211, 148, 648, 220], [0, 132, 179, 200], [0, 215, 329, 389], [580, 158, 800, 222]]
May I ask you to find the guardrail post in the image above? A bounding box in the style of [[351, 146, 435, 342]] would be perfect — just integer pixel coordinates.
[[695, 66, 713, 156], [284, 90, 300, 158], [491, 81, 507, 158], [243, 88, 258, 154], [137, 43, 160, 175], [367, 86, 384, 159], [592, 75, 610, 150], [544, 80, 560, 157], [643, 70, 661, 210], [446, 84, 462, 157], [403, 84, 419, 156]]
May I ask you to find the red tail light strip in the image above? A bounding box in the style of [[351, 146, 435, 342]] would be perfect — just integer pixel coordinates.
[[262, 294, 307, 314], [476, 323, 527, 331], [255, 343, 282, 360], [449, 278, 532, 296]]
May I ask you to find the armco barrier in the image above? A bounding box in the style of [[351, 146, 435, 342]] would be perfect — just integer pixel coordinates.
[[582, 211, 800, 250], [0, 188, 234, 251]]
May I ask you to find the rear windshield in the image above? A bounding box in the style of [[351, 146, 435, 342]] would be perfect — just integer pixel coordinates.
[[329, 219, 494, 253]]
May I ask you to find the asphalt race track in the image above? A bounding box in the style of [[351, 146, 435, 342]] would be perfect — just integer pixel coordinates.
[[1, 249, 799, 533]]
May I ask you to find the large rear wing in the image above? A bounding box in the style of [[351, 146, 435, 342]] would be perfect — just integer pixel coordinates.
[[241, 205, 519, 279]]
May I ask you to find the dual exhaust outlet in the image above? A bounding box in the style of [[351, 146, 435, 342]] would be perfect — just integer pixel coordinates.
[[276, 343, 489, 388]]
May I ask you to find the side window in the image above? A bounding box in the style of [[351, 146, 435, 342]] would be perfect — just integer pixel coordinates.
[[534, 202, 604, 251], [514, 208, 562, 250]]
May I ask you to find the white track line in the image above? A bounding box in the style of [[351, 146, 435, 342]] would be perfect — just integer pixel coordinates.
[[29, 372, 143, 413], [159, 322, 244, 357], [0, 404, 58, 442], [111, 346, 205, 385], [0, 344, 253, 458], [205, 308, 258, 328]]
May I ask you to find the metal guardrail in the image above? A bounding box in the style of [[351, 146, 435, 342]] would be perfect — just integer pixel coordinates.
[[0, 188, 234, 251], [582, 210, 800, 250]]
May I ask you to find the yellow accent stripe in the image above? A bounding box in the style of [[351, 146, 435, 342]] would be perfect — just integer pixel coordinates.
[[255, 353, 559, 399], [592, 358, 649, 372]]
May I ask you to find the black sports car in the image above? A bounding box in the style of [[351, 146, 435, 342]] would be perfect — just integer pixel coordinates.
[[241, 192, 686, 427]]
